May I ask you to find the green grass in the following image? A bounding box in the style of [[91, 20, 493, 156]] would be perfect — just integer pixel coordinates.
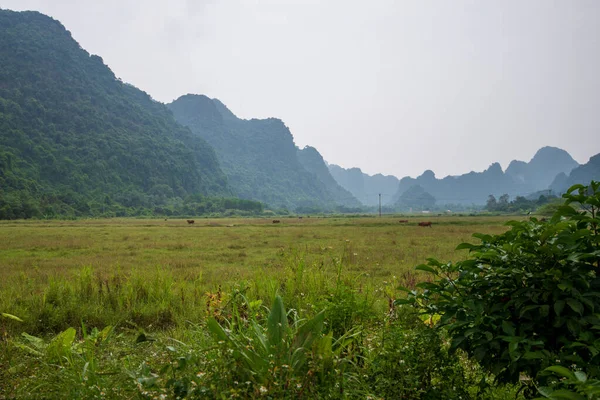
[[0, 216, 525, 398]]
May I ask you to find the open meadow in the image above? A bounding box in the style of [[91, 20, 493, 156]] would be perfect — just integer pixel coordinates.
[[0, 215, 524, 399]]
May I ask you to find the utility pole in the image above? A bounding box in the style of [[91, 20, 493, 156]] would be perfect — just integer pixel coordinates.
[[379, 193, 382, 217]]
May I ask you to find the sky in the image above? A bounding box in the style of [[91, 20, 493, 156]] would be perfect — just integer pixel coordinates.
[[1, 0, 599, 179]]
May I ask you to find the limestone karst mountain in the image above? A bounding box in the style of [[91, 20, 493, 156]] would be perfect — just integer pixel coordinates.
[[0, 10, 228, 218], [168, 95, 346, 210]]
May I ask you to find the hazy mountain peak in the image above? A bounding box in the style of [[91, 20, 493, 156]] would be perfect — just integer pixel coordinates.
[[531, 146, 575, 163], [419, 170, 436, 180], [485, 162, 504, 175]]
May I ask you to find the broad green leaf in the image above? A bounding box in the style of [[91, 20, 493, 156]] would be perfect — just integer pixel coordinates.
[[292, 310, 324, 354], [502, 320, 516, 336], [207, 318, 232, 345], [566, 299, 584, 315], [519, 305, 540, 318], [267, 296, 288, 350], [46, 327, 76, 363], [554, 300, 565, 316], [1, 313, 23, 322], [14, 343, 44, 357], [537, 386, 554, 397], [415, 264, 438, 275], [450, 336, 466, 349], [99, 326, 113, 342], [523, 351, 546, 360], [473, 346, 486, 361], [455, 242, 475, 251], [21, 332, 45, 350], [544, 389, 585, 400], [544, 365, 576, 380], [574, 370, 587, 383]]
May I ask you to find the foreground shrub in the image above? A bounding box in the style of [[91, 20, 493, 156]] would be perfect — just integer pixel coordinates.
[[367, 307, 472, 399], [142, 295, 361, 398], [398, 181, 600, 396]]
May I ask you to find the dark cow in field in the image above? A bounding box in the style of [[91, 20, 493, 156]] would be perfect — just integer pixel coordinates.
[[187, 220, 195, 224], [272, 220, 281, 224], [398, 219, 409, 223], [418, 221, 432, 227]]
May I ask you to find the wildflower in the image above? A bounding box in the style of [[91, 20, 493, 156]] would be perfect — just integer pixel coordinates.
[[259, 386, 267, 394]]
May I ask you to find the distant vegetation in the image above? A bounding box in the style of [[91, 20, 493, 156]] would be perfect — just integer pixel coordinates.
[[485, 193, 558, 213]]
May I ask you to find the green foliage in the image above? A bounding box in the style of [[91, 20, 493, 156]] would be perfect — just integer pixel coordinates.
[[139, 295, 360, 398], [486, 193, 558, 213], [0, 10, 231, 220], [366, 308, 473, 399], [399, 181, 600, 393], [536, 366, 600, 399]]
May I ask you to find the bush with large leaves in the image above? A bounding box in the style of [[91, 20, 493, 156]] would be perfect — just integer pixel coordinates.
[[397, 181, 600, 393]]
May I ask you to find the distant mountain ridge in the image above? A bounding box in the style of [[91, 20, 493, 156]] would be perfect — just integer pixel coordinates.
[[328, 165, 400, 206], [505, 147, 579, 192], [551, 153, 600, 193], [168, 94, 346, 210], [387, 147, 580, 206], [388, 147, 580, 206], [296, 146, 362, 208]]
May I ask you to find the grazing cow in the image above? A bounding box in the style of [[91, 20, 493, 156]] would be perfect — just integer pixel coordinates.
[[418, 221, 432, 227], [187, 220, 195, 224], [398, 219, 409, 223], [272, 220, 281, 224]]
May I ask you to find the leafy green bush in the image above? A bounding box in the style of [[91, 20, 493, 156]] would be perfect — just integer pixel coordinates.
[[367, 308, 472, 399], [536, 365, 600, 399], [397, 181, 600, 395]]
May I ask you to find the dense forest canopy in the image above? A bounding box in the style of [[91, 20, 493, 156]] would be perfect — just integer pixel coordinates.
[[0, 10, 233, 219]]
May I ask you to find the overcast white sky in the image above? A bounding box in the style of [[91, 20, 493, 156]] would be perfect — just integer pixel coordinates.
[[2, 0, 599, 178]]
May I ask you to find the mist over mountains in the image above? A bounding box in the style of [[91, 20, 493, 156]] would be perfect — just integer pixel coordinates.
[[387, 147, 580, 207], [0, 9, 598, 218]]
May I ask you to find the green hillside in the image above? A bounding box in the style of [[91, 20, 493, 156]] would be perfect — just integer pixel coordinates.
[[0, 10, 229, 218], [296, 146, 362, 209], [168, 94, 342, 211]]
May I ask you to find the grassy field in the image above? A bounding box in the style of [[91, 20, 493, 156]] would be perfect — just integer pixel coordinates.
[[0, 215, 523, 399]]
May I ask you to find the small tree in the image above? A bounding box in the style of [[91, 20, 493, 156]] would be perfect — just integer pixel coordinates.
[[486, 195, 497, 211], [397, 181, 600, 396]]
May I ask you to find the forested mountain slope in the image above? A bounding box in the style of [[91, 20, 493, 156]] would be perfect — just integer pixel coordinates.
[[550, 153, 600, 193], [504, 146, 579, 192], [168, 94, 343, 210], [0, 10, 228, 218], [296, 146, 361, 208]]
